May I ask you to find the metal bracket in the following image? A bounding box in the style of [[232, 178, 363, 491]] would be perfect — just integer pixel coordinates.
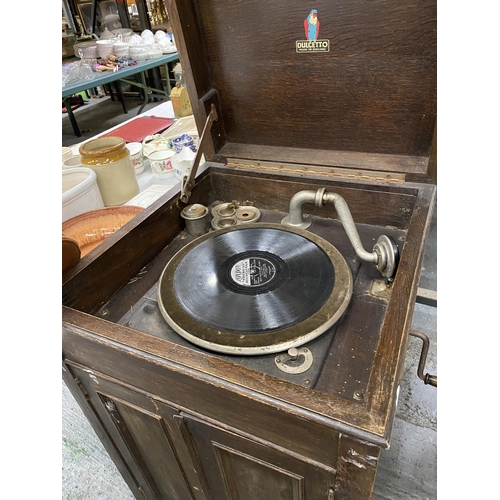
[[180, 103, 218, 204], [275, 347, 314, 374]]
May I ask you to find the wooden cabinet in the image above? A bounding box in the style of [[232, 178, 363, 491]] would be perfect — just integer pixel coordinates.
[[63, 166, 434, 499], [63, 1, 435, 497], [64, 360, 350, 500]]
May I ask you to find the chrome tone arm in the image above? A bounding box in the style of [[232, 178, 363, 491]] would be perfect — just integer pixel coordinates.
[[282, 188, 399, 280]]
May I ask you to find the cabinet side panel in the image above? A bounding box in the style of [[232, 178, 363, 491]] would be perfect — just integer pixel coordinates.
[[334, 434, 382, 499]]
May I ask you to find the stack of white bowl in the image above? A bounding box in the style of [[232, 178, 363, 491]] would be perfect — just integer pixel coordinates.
[[96, 39, 116, 58]]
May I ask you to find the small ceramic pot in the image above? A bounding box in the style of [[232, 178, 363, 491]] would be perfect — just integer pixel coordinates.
[[149, 150, 176, 179], [79, 136, 139, 206], [142, 134, 169, 157], [99, 27, 117, 40], [62, 155, 83, 170], [129, 45, 149, 61], [171, 147, 196, 181], [62, 167, 105, 222], [96, 39, 116, 58], [62, 146, 73, 163], [126, 142, 144, 174], [172, 134, 194, 153]]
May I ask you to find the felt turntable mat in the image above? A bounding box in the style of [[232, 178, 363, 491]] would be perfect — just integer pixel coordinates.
[[99, 115, 175, 143], [171, 227, 335, 334]]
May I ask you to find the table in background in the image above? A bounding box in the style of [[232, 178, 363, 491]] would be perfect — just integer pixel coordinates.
[[62, 53, 179, 137]]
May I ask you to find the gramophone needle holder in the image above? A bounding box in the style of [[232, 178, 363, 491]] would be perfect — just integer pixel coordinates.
[[281, 188, 399, 281]]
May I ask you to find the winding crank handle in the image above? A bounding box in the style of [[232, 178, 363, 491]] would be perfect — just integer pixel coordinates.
[[409, 330, 437, 388]]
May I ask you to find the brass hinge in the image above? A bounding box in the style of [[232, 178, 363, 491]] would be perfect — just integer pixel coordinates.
[[226, 158, 406, 184]]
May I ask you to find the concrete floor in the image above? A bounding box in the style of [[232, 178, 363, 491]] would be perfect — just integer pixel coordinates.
[[62, 96, 437, 499]]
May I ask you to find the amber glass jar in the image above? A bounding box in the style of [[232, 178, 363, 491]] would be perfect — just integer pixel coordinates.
[[80, 136, 140, 206]]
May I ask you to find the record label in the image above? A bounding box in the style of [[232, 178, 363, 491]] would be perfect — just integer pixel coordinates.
[[230, 257, 276, 287]]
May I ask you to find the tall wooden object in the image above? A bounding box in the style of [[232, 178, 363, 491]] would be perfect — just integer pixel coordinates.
[[63, 1, 436, 499]]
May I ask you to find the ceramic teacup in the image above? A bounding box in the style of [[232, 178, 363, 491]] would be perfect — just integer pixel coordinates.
[[142, 134, 169, 158], [149, 150, 176, 179], [126, 142, 144, 174]]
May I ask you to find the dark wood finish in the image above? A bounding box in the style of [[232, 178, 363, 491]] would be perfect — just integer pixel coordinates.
[[62, 167, 435, 499], [427, 124, 437, 184], [63, 322, 351, 464], [62, 363, 149, 499], [334, 435, 381, 500], [182, 414, 337, 500], [69, 365, 207, 500], [315, 295, 387, 399], [166, 0, 436, 179], [63, 1, 436, 498], [221, 145, 429, 176]]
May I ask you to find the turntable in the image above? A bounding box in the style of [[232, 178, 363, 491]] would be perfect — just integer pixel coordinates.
[[157, 223, 354, 355], [62, 2, 436, 499]]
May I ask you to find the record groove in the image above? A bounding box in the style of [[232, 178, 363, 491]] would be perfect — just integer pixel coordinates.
[[158, 223, 353, 355]]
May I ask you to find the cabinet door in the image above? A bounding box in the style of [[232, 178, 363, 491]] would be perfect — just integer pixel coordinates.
[[181, 414, 336, 500], [69, 365, 206, 500]]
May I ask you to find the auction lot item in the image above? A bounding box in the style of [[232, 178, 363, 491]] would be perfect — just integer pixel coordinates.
[[63, 2, 436, 499]]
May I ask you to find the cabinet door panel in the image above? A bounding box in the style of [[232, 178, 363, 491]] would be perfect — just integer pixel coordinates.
[[69, 365, 198, 500], [215, 442, 304, 500], [183, 414, 336, 500], [112, 399, 194, 500]]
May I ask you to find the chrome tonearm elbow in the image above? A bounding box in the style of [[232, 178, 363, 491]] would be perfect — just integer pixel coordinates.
[[281, 188, 399, 281]]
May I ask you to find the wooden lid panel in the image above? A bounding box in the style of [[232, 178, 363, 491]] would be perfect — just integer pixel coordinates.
[[169, 0, 436, 164]]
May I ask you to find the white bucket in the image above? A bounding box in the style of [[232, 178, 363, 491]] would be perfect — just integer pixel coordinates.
[[62, 167, 105, 222]]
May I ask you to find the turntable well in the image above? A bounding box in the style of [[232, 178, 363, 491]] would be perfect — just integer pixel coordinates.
[[157, 223, 353, 355], [63, 167, 435, 500]]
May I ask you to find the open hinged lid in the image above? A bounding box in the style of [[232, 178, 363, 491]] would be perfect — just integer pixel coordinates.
[[167, 0, 436, 182]]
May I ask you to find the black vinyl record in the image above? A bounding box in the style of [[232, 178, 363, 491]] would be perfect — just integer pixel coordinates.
[[158, 223, 353, 355]]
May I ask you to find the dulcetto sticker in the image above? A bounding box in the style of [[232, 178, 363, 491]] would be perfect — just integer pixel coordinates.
[[296, 9, 330, 53]]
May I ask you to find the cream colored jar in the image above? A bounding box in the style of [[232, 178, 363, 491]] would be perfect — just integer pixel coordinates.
[[79, 136, 140, 206]]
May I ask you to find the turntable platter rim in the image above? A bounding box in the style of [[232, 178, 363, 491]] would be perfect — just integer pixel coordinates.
[[157, 222, 353, 355]]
